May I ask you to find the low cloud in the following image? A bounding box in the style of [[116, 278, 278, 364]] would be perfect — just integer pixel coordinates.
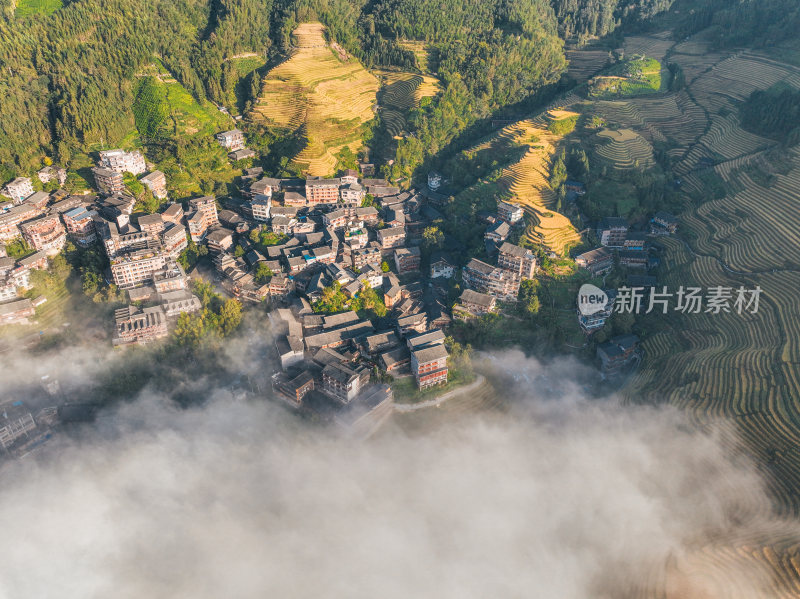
[[0, 347, 792, 598]]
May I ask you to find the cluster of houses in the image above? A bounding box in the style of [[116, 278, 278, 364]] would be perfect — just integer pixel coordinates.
[[89, 149, 168, 200], [455, 238, 539, 319], [0, 244, 48, 326], [571, 210, 677, 377], [216, 129, 256, 163], [575, 212, 677, 278]]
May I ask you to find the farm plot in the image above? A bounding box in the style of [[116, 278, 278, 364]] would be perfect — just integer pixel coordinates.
[[375, 70, 440, 137], [565, 47, 610, 83], [455, 113, 582, 256], [623, 31, 674, 63], [251, 23, 379, 175], [594, 128, 655, 171]]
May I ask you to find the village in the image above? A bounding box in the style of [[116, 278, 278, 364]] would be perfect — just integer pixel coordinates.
[[0, 125, 679, 433]]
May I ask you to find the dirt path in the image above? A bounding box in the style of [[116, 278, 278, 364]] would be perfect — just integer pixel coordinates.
[[393, 374, 486, 412]]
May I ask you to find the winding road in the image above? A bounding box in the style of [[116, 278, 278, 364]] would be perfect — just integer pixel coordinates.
[[393, 374, 486, 412]]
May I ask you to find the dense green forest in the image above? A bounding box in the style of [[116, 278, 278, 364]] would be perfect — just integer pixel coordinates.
[[674, 0, 800, 47], [740, 85, 800, 147], [0, 0, 678, 180], [550, 0, 674, 40]]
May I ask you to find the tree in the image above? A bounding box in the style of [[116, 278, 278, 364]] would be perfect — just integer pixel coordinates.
[[254, 262, 273, 284], [174, 311, 206, 346], [219, 299, 243, 336], [82, 271, 101, 296], [518, 279, 540, 317], [313, 282, 348, 314], [380, 260, 390, 272], [422, 226, 444, 251]]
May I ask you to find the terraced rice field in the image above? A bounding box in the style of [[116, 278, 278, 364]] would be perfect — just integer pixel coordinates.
[[577, 30, 800, 594], [595, 128, 655, 171], [456, 103, 583, 256], [375, 70, 440, 137], [565, 47, 610, 83], [250, 23, 379, 175], [397, 40, 434, 74], [623, 31, 674, 62]]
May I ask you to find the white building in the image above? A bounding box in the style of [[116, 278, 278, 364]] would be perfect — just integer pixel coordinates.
[[140, 170, 168, 199], [215, 129, 245, 151], [99, 149, 147, 175], [2, 177, 34, 205], [37, 166, 67, 186]]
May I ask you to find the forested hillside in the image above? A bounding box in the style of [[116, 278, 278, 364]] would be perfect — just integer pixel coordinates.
[[0, 0, 677, 179], [674, 0, 800, 47]]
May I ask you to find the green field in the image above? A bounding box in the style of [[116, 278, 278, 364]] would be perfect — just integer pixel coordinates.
[[229, 55, 266, 77], [15, 0, 62, 17], [588, 56, 663, 99]]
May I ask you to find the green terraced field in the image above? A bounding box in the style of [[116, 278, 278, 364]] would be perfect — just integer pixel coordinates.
[[15, 0, 62, 17]]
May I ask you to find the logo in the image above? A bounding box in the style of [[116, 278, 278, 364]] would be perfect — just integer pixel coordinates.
[[577, 284, 609, 316]]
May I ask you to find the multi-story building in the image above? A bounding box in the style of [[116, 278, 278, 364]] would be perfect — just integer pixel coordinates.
[[137, 213, 165, 238], [623, 232, 647, 252], [597, 334, 640, 377], [153, 259, 188, 293], [485, 220, 510, 243], [574, 247, 614, 275], [274, 371, 315, 405], [215, 129, 245, 151], [161, 224, 188, 257], [650, 211, 678, 235], [62, 206, 98, 245], [206, 228, 234, 253], [344, 226, 368, 249], [497, 242, 538, 279], [497, 200, 524, 224], [348, 243, 383, 270], [394, 247, 421, 274], [251, 195, 271, 222], [457, 289, 496, 316], [340, 183, 365, 204], [187, 196, 219, 242], [109, 242, 167, 289], [99, 149, 146, 175], [0, 204, 39, 242], [19, 214, 67, 256], [305, 178, 341, 205], [2, 177, 34, 204], [92, 167, 125, 195], [618, 250, 648, 269], [162, 203, 184, 226], [140, 170, 168, 199], [377, 227, 405, 251], [113, 305, 169, 347], [578, 289, 616, 333], [596, 217, 629, 247], [284, 191, 307, 207], [0, 298, 36, 326], [411, 344, 448, 389], [37, 166, 67, 186], [322, 362, 365, 403], [99, 222, 151, 259], [430, 252, 455, 279], [339, 169, 359, 186], [462, 258, 520, 302]]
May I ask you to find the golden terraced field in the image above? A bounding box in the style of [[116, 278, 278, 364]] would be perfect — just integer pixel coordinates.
[[455, 100, 584, 256], [250, 23, 379, 175]]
